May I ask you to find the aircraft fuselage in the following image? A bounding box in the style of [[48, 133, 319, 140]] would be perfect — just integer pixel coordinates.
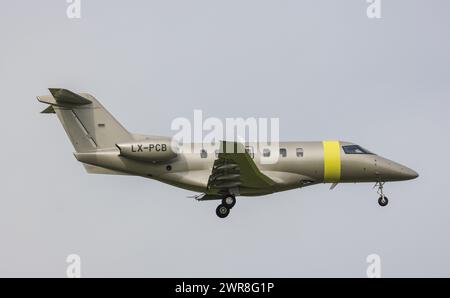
[[75, 140, 418, 196]]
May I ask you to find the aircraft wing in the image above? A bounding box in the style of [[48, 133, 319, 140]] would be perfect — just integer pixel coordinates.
[[206, 141, 276, 194]]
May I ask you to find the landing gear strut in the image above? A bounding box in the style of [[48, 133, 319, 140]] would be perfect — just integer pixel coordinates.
[[375, 181, 389, 207], [216, 195, 236, 218]]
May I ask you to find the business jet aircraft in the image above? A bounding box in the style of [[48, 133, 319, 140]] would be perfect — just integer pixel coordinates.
[[37, 89, 418, 218]]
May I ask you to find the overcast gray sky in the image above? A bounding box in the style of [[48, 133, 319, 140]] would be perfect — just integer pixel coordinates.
[[1, 0, 449, 277]]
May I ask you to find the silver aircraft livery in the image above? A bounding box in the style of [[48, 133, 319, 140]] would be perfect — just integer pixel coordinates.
[[37, 89, 419, 218]]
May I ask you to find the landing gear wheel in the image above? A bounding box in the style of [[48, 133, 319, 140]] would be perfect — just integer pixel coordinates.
[[216, 204, 230, 218], [378, 196, 389, 207], [375, 181, 389, 207], [222, 196, 236, 209]]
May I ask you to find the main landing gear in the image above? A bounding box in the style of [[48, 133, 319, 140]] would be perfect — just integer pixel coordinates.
[[216, 195, 236, 218], [375, 181, 389, 207]]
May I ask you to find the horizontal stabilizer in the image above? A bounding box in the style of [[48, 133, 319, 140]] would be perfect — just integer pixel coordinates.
[[37, 88, 92, 107], [49, 88, 92, 105]]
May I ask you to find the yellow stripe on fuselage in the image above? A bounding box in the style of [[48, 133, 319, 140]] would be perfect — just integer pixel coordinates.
[[323, 141, 341, 182]]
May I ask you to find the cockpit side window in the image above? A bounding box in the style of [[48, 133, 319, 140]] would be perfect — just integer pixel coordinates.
[[342, 145, 374, 155]]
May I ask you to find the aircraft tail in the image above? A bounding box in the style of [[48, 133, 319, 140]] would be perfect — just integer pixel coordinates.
[[37, 88, 134, 153]]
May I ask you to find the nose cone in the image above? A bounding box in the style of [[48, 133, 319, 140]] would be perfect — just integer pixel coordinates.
[[396, 166, 419, 180], [376, 158, 419, 181], [403, 167, 419, 180]]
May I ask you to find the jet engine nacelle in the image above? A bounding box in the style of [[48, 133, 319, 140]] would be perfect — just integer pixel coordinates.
[[116, 139, 177, 162]]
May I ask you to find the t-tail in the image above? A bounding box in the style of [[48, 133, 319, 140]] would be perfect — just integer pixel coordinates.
[[37, 88, 134, 174]]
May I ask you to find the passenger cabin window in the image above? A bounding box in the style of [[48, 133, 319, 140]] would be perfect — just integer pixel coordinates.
[[263, 148, 271, 157], [200, 149, 208, 158], [296, 148, 304, 157], [245, 146, 255, 158], [342, 145, 374, 155], [280, 148, 287, 158]]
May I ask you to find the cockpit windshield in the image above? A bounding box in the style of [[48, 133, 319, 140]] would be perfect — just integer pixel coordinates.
[[342, 145, 374, 155]]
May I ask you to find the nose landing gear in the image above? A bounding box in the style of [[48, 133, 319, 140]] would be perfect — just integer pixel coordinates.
[[215, 195, 236, 218], [375, 181, 389, 207], [378, 195, 389, 207]]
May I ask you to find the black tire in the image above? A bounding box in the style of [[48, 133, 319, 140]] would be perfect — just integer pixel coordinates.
[[378, 196, 389, 207], [222, 196, 236, 209], [216, 204, 230, 218]]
